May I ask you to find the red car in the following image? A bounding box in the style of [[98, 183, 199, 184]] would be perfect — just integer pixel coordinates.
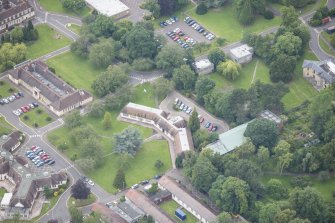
[[24, 106, 30, 111], [199, 117, 204, 123], [41, 155, 50, 160]]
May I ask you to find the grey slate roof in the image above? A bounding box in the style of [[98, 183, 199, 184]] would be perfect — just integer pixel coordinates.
[[0, 0, 33, 22], [302, 60, 335, 84]]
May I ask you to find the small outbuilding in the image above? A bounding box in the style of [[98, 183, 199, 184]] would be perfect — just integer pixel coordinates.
[[229, 44, 253, 64], [85, 0, 130, 19], [193, 59, 214, 75]]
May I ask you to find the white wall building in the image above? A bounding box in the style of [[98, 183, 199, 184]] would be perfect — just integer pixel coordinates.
[[193, 59, 214, 75], [85, 0, 130, 19], [229, 44, 253, 64]]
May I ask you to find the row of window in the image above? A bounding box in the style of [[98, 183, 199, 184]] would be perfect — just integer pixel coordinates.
[[1, 8, 32, 24]]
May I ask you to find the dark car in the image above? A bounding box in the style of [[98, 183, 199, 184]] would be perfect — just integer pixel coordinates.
[[18, 92, 24, 97], [32, 102, 38, 107], [153, 175, 161, 180], [141, 180, 149, 185], [0, 100, 4, 105], [48, 160, 55, 165]]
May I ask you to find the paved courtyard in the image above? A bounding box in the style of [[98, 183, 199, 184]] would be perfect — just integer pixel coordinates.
[[121, 0, 148, 22]]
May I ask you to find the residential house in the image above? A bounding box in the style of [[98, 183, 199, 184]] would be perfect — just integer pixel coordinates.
[[158, 176, 217, 223], [8, 60, 93, 116], [302, 59, 335, 91], [1, 131, 23, 152], [0, 0, 35, 34]]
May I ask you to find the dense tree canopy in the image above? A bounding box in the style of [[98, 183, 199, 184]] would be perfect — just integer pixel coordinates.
[[126, 24, 157, 59], [114, 127, 143, 156], [208, 48, 225, 70], [195, 76, 216, 104], [71, 179, 90, 199], [92, 65, 129, 97], [155, 45, 186, 77], [234, 0, 266, 25], [191, 155, 218, 192], [217, 60, 241, 80], [269, 53, 297, 83], [289, 187, 329, 223], [89, 38, 116, 68], [172, 65, 197, 91], [0, 43, 27, 71], [244, 119, 279, 148], [209, 176, 252, 215]]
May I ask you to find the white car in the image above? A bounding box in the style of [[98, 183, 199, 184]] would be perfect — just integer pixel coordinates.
[[131, 184, 139, 189], [3, 99, 9, 104], [87, 180, 95, 186], [13, 110, 20, 116], [166, 19, 172, 25]]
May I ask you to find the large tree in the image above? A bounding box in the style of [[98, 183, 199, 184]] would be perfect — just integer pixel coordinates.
[[269, 53, 297, 83], [195, 76, 216, 104], [69, 207, 83, 223], [113, 169, 126, 189], [92, 65, 129, 97], [0, 43, 27, 71], [152, 78, 174, 100], [155, 45, 186, 77], [105, 85, 135, 111], [114, 127, 143, 156], [191, 155, 218, 192], [208, 48, 225, 70], [274, 140, 293, 175], [142, 0, 160, 18], [103, 111, 112, 129], [89, 38, 116, 68], [86, 14, 115, 37], [71, 34, 97, 58], [259, 203, 281, 223], [188, 109, 200, 133], [244, 119, 279, 148], [126, 24, 157, 59], [172, 65, 197, 91], [290, 187, 329, 223], [217, 60, 241, 81], [71, 180, 91, 200], [65, 111, 82, 129], [267, 178, 289, 200], [209, 176, 252, 215], [273, 32, 302, 57], [234, 0, 266, 25], [61, 0, 86, 11]]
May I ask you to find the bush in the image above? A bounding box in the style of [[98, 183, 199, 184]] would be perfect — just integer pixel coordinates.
[[58, 143, 69, 151], [196, 3, 208, 15], [0, 81, 4, 85], [290, 176, 311, 188], [36, 109, 43, 114], [8, 88, 14, 93], [48, 67, 56, 73], [34, 123, 39, 128], [263, 10, 274, 20], [23, 115, 29, 120], [132, 58, 155, 71], [71, 154, 78, 161], [46, 116, 52, 122], [318, 171, 331, 181]]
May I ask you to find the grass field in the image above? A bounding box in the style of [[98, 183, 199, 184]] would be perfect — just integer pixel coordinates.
[[0, 188, 6, 199], [209, 59, 270, 91], [38, 0, 90, 17], [270, 0, 327, 15], [281, 50, 318, 109], [188, 4, 281, 42], [319, 33, 335, 57], [47, 52, 103, 93], [0, 117, 14, 136], [26, 24, 71, 59], [67, 24, 81, 35], [0, 81, 17, 98], [68, 194, 96, 207], [261, 175, 335, 202], [160, 200, 199, 223], [20, 108, 53, 128], [88, 140, 171, 193]]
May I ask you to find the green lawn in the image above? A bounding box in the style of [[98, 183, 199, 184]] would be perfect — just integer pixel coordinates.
[[38, 0, 90, 17], [88, 140, 171, 193], [132, 82, 157, 107], [26, 24, 71, 59], [20, 108, 53, 128], [270, 0, 327, 15], [188, 4, 281, 42], [68, 194, 96, 207], [261, 175, 335, 202], [0, 80, 17, 98], [47, 52, 103, 93], [160, 200, 199, 223], [0, 188, 6, 199], [209, 59, 270, 91], [281, 50, 318, 109], [0, 117, 14, 136], [319, 33, 335, 57], [67, 23, 81, 35]]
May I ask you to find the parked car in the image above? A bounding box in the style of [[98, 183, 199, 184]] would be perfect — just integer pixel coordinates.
[[153, 175, 161, 180], [13, 110, 20, 116], [211, 126, 218, 132], [34, 149, 43, 155], [32, 102, 38, 107], [205, 122, 211, 128], [18, 92, 24, 97], [199, 117, 205, 123], [141, 180, 149, 185], [87, 179, 94, 186], [37, 162, 44, 167], [3, 99, 9, 104], [131, 184, 139, 189], [26, 150, 33, 155], [48, 160, 55, 165]]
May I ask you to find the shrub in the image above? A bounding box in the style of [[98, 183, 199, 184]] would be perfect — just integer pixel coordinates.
[[0, 81, 4, 85], [8, 88, 14, 93], [23, 115, 29, 120], [290, 176, 311, 188], [196, 3, 208, 15], [71, 154, 78, 161], [36, 109, 43, 114], [46, 116, 52, 122], [132, 58, 155, 71], [48, 67, 56, 73], [263, 10, 274, 20], [58, 143, 69, 151], [318, 171, 331, 181], [34, 123, 39, 128]]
